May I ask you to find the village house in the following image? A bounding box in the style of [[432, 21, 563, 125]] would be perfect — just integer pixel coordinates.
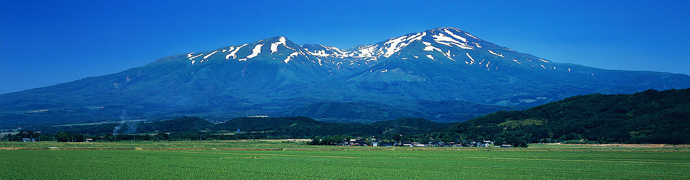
[[401, 142, 413, 147]]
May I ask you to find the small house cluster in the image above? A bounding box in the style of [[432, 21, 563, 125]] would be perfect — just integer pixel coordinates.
[[337, 138, 368, 146], [332, 138, 498, 147]]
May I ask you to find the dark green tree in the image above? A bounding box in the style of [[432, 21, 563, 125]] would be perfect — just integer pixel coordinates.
[[55, 131, 71, 142]]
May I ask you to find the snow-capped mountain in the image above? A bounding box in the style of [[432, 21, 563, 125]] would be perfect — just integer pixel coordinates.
[[308, 27, 504, 61], [165, 36, 320, 66], [3, 27, 689, 128], [345, 27, 500, 59]]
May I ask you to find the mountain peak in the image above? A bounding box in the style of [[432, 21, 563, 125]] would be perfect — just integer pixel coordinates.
[[430, 27, 464, 32], [340, 27, 485, 60], [262, 36, 288, 43]]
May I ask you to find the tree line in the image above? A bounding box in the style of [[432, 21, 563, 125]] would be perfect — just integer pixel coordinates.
[[5, 88, 688, 146]]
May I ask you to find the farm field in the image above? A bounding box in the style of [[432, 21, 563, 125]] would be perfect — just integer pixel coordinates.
[[2, 141, 690, 179]]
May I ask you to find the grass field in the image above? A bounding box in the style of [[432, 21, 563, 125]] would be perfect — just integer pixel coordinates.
[[2, 141, 689, 179]]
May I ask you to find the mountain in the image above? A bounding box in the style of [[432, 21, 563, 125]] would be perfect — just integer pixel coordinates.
[[340, 27, 688, 103], [1, 36, 334, 127], [2, 27, 690, 128], [424, 88, 690, 144]]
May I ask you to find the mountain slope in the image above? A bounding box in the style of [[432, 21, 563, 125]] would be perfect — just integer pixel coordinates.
[[2, 27, 690, 128], [1, 36, 326, 127], [341, 27, 689, 104]]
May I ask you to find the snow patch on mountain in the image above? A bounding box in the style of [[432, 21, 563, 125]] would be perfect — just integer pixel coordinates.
[[488, 50, 504, 57], [204, 50, 218, 59], [188, 53, 203, 60], [227, 44, 247, 59], [443, 29, 467, 42], [383, 36, 407, 58], [225, 47, 235, 59], [465, 32, 480, 40], [284, 52, 300, 63], [304, 44, 349, 58], [472, 42, 482, 48], [445, 50, 455, 61], [426, 54, 435, 60], [432, 33, 473, 49], [351, 45, 378, 58], [381, 32, 426, 58], [309, 50, 330, 57], [420, 41, 454, 60], [240, 44, 263, 61], [466, 53, 476, 65], [271, 37, 286, 54], [423, 42, 442, 52]]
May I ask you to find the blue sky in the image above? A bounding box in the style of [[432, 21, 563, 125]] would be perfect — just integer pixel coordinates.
[[2, 0, 689, 94]]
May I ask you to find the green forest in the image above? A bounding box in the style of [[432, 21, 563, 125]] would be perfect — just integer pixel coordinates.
[[424, 88, 690, 145]]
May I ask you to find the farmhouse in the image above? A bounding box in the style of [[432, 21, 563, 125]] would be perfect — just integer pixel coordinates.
[[401, 142, 413, 147]]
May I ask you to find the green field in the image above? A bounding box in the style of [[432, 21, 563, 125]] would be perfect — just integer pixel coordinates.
[[2, 141, 689, 179]]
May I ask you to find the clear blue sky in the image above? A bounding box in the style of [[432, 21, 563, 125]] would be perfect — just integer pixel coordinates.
[[2, 0, 690, 94]]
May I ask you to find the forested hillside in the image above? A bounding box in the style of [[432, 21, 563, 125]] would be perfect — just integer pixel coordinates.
[[424, 88, 690, 144], [213, 117, 445, 138], [13, 116, 447, 142]]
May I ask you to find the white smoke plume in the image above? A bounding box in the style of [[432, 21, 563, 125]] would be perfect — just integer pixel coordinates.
[[113, 110, 128, 135]]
